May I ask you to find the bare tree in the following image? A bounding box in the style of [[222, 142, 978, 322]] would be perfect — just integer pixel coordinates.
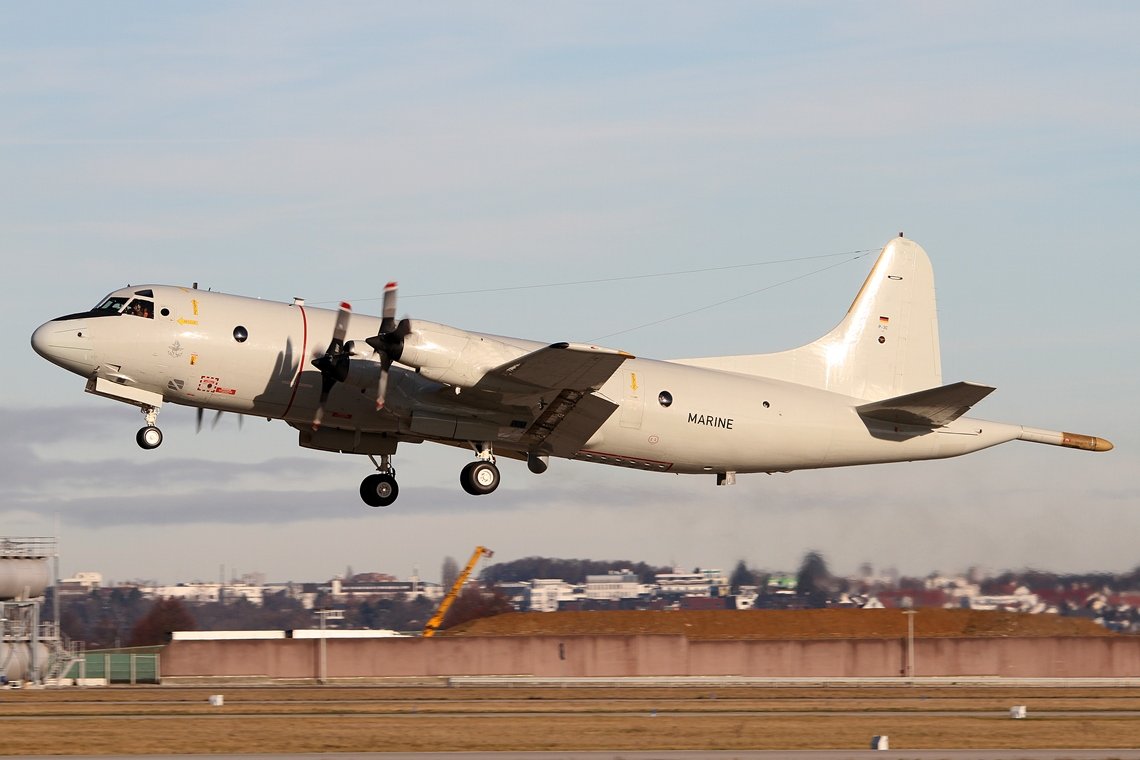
[[441, 556, 459, 590]]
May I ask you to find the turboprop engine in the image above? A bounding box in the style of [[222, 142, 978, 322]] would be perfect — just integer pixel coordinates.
[[311, 282, 530, 428], [394, 321, 527, 388]]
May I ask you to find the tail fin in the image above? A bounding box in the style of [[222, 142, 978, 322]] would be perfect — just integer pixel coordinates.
[[676, 236, 942, 401]]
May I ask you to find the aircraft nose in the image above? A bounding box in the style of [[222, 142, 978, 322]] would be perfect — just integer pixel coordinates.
[[31, 319, 94, 373], [30, 321, 54, 359]]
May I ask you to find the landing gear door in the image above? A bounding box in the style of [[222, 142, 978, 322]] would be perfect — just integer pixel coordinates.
[[619, 370, 643, 429]]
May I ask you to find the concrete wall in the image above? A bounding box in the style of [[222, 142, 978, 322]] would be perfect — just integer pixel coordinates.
[[161, 635, 1140, 680]]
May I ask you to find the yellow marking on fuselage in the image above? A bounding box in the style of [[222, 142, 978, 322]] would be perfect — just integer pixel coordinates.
[[191, 299, 199, 316], [630, 372, 638, 391], [178, 318, 198, 326]]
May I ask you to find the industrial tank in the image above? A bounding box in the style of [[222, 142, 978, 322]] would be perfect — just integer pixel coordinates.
[[1, 553, 54, 682], [0, 557, 51, 600], [0, 642, 50, 682]]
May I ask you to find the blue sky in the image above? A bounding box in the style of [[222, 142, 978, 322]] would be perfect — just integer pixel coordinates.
[[4, 2, 1137, 584]]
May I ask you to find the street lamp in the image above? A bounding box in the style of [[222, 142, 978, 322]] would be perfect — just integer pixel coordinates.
[[315, 608, 344, 684], [902, 608, 918, 678]]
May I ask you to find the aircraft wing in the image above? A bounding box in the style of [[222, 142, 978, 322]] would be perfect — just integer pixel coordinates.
[[480, 342, 634, 396], [475, 342, 633, 457], [856, 381, 996, 428]]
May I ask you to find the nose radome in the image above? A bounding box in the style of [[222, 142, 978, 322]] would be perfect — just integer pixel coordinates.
[[30, 321, 54, 360], [31, 319, 93, 373]]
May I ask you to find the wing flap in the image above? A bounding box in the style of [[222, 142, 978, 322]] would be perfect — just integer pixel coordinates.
[[856, 381, 996, 427]]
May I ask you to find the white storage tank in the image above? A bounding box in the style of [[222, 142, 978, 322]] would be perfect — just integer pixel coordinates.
[[0, 642, 50, 682], [0, 558, 51, 601]]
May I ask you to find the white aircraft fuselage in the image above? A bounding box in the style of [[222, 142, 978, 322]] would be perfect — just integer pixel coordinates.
[[31, 237, 1111, 506]]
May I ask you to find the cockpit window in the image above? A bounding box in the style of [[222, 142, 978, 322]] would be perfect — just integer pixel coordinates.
[[126, 299, 154, 319], [95, 296, 130, 313], [133, 289, 154, 298], [90, 296, 153, 318]]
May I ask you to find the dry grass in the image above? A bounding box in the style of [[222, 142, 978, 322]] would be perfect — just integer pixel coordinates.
[[3, 685, 1140, 754]]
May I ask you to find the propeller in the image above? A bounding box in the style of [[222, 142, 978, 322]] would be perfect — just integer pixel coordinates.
[[310, 301, 353, 430], [364, 281, 411, 410], [196, 408, 242, 432]]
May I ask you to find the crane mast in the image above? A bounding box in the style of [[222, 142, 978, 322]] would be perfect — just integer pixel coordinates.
[[422, 545, 494, 637]]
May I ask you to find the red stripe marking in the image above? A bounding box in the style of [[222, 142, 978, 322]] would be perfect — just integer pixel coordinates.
[[281, 304, 309, 419]]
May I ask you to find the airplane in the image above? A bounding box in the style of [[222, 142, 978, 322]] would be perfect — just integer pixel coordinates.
[[30, 235, 1112, 507]]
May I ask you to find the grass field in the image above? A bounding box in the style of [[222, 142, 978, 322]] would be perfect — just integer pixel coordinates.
[[4, 684, 1140, 754]]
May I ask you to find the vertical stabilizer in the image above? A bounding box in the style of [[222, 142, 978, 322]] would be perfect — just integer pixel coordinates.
[[675, 237, 942, 401]]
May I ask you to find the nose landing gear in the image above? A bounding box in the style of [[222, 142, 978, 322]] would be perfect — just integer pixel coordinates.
[[136, 405, 163, 450]]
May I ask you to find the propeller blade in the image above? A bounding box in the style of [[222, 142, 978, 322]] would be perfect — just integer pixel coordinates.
[[331, 302, 351, 351], [196, 407, 204, 433], [212, 410, 223, 429], [376, 355, 391, 410], [312, 372, 338, 430], [380, 282, 398, 334], [310, 301, 354, 430]]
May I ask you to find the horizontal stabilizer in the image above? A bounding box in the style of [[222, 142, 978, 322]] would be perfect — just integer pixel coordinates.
[[856, 381, 996, 428]]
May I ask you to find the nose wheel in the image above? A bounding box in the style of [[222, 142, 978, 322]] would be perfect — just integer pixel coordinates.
[[135, 405, 163, 450], [136, 425, 163, 450]]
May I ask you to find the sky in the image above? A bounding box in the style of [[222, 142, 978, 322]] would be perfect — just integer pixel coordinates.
[[3, 2, 1137, 585]]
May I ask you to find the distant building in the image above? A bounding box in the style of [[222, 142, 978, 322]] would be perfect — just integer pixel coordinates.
[[56, 571, 103, 597], [584, 570, 644, 601], [655, 568, 729, 598], [529, 579, 581, 612], [324, 575, 443, 602]]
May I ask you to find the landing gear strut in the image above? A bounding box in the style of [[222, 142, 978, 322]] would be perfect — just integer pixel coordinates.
[[460, 443, 500, 496], [360, 454, 398, 507], [136, 405, 163, 450]]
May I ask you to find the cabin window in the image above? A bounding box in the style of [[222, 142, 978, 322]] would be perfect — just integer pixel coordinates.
[[233, 326, 248, 343], [658, 391, 673, 407]]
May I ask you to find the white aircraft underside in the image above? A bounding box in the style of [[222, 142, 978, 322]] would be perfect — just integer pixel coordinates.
[[31, 236, 1112, 507]]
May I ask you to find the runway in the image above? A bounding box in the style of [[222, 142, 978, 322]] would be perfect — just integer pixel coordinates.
[[7, 683, 1140, 756], [22, 752, 1140, 760]]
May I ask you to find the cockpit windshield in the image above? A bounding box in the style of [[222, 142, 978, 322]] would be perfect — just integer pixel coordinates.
[[94, 296, 130, 313], [92, 295, 154, 319]]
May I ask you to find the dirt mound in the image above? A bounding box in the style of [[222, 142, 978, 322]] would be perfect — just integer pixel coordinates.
[[444, 608, 1114, 640]]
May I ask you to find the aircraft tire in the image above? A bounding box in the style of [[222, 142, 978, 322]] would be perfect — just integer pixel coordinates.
[[360, 473, 398, 507], [136, 426, 163, 450], [461, 461, 500, 496]]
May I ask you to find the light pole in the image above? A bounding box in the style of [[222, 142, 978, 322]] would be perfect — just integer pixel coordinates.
[[315, 609, 344, 685], [903, 609, 917, 678]]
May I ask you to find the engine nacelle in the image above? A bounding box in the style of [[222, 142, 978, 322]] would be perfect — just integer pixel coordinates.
[[340, 356, 384, 390], [397, 321, 526, 388]]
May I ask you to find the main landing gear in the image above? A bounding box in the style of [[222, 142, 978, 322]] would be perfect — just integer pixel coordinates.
[[360, 454, 399, 508], [356, 444, 503, 507], [460, 443, 500, 496], [136, 405, 163, 450]]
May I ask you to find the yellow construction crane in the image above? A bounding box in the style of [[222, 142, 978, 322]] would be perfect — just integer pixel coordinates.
[[422, 545, 494, 637]]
